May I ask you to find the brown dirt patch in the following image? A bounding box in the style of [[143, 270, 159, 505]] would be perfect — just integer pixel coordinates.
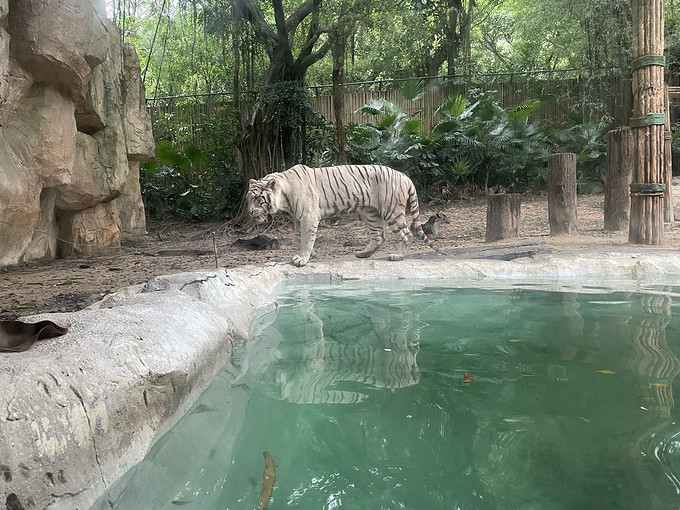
[[1, 193, 679, 320]]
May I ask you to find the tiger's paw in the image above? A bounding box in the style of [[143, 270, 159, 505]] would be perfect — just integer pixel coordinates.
[[354, 249, 374, 259], [292, 255, 309, 267], [388, 253, 406, 261]]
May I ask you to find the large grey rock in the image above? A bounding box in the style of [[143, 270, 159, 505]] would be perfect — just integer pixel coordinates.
[[1, 2, 10, 104], [0, 0, 153, 268], [122, 43, 154, 163], [8, 0, 108, 91], [0, 29, 8, 106], [118, 161, 147, 236]]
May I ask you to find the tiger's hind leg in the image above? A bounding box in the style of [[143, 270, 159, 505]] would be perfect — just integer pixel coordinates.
[[387, 213, 413, 261], [355, 207, 385, 258]]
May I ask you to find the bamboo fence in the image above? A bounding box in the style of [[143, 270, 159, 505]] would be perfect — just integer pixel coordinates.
[[147, 76, 634, 148]]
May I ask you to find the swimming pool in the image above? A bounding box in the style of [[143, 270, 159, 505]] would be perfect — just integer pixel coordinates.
[[111, 281, 680, 509]]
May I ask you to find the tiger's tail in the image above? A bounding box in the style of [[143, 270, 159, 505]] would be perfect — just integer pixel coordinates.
[[407, 184, 447, 256]]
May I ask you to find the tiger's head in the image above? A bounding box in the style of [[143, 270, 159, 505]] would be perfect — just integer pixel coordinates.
[[246, 177, 279, 223]]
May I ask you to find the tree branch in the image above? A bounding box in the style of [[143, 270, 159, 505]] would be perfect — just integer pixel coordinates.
[[233, 0, 276, 56], [297, 25, 330, 64], [297, 38, 331, 73], [286, 0, 319, 33]]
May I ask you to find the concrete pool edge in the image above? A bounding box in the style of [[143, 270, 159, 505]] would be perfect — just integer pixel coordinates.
[[2, 250, 680, 509]]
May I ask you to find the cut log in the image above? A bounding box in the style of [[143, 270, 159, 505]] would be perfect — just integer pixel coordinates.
[[604, 128, 633, 231], [548, 153, 578, 235], [408, 242, 553, 261], [485, 194, 521, 242]]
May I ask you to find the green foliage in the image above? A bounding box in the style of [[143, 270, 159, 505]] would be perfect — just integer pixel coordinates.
[[343, 90, 608, 199], [111, 0, 670, 98], [141, 140, 210, 220], [547, 118, 611, 193], [141, 105, 242, 220], [255, 81, 316, 130], [345, 98, 426, 180]]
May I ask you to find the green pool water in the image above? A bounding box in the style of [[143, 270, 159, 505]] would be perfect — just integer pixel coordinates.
[[112, 283, 680, 509]]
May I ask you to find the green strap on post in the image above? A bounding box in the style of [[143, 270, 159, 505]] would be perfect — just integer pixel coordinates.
[[629, 113, 666, 128], [630, 182, 667, 197], [631, 55, 666, 72]]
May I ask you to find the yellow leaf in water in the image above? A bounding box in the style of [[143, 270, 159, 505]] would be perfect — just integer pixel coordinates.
[[509, 339, 524, 343], [171, 496, 194, 505], [170, 496, 193, 505], [649, 382, 668, 388], [579, 416, 591, 423], [595, 370, 616, 375], [637, 395, 655, 401]]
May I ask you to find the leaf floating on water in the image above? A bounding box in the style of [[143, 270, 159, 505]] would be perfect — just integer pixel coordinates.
[[462, 373, 473, 384], [595, 370, 616, 375], [171, 496, 194, 505], [260, 451, 276, 510], [637, 395, 655, 401], [509, 339, 524, 343], [579, 416, 591, 423], [649, 382, 668, 388]]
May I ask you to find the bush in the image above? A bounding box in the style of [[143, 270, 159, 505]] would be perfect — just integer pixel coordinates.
[[342, 91, 609, 199], [142, 105, 242, 221]]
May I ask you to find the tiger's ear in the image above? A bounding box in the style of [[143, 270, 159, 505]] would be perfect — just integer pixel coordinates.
[[265, 179, 277, 191], [248, 179, 258, 187]]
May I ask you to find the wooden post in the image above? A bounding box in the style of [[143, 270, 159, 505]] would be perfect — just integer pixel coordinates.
[[664, 86, 675, 223], [485, 194, 521, 242], [629, 0, 666, 245], [605, 128, 633, 231], [548, 153, 578, 235]]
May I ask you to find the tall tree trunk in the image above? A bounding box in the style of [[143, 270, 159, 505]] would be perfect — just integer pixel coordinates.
[[231, 2, 241, 109], [461, 0, 475, 76], [332, 66, 347, 164], [234, 0, 331, 200], [331, 22, 351, 165]]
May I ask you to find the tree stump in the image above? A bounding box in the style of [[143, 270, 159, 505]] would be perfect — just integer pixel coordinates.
[[604, 127, 633, 231], [485, 194, 521, 242], [548, 153, 578, 235]]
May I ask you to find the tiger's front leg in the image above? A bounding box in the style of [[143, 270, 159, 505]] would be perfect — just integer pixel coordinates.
[[293, 220, 302, 251], [292, 216, 319, 267]]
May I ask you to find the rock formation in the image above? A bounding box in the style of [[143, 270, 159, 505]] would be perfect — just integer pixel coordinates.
[[0, 0, 154, 268]]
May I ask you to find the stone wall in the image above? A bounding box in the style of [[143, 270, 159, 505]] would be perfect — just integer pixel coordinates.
[[0, 0, 154, 268]]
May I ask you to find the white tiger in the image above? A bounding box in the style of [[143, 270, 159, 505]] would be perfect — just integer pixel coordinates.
[[246, 164, 445, 267]]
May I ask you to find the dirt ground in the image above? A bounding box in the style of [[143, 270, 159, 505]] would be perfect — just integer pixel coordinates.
[[1, 192, 679, 320]]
